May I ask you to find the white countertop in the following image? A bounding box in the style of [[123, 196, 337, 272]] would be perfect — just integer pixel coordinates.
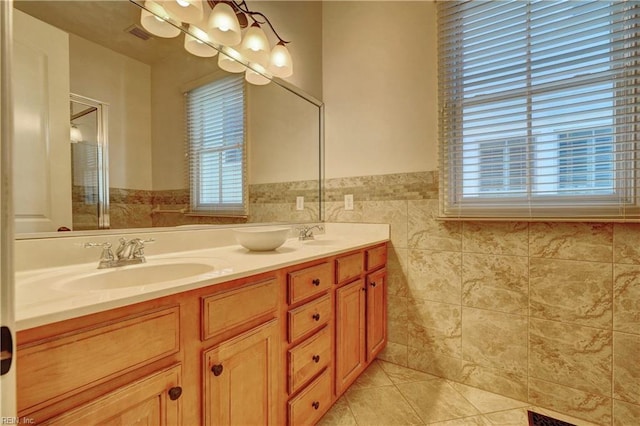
[[15, 223, 389, 331]]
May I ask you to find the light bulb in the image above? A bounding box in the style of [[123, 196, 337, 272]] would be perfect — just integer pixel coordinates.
[[70, 125, 83, 143], [269, 43, 293, 78], [207, 2, 241, 46], [159, 0, 203, 24]]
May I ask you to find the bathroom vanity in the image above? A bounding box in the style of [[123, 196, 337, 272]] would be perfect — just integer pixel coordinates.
[[13, 224, 388, 425]]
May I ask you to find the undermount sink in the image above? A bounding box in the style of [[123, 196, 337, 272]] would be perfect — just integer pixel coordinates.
[[302, 238, 343, 246], [54, 261, 216, 291]]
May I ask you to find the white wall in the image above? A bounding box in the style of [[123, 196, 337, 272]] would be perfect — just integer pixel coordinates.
[[69, 35, 153, 190], [322, 1, 438, 179]]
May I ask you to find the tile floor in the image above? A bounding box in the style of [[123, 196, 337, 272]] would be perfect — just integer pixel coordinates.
[[317, 360, 602, 426]]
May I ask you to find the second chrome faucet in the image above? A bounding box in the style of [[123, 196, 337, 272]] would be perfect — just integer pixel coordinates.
[[85, 237, 154, 269]]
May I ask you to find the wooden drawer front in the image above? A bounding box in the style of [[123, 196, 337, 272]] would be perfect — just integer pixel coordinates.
[[288, 368, 332, 426], [18, 307, 180, 412], [336, 252, 363, 284], [288, 294, 331, 343], [202, 278, 278, 341], [288, 263, 332, 305], [288, 327, 331, 394], [366, 245, 387, 271]]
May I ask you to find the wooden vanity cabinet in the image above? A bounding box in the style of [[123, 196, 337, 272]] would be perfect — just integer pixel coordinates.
[[335, 243, 388, 398], [16, 242, 388, 426]]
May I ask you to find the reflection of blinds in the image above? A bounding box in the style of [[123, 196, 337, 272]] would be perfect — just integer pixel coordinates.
[[438, 1, 640, 220], [186, 75, 247, 216], [72, 141, 99, 204]]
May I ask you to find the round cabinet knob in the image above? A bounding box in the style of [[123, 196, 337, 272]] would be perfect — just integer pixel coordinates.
[[312, 278, 321, 286], [168, 386, 182, 401], [312, 313, 321, 321], [211, 364, 224, 376], [312, 354, 320, 363], [312, 401, 320, 410], [370, 281, 377, 287]]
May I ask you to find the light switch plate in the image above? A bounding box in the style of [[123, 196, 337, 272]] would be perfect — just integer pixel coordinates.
[[296, 196, 304, 210], [344, 194, 354, 210]]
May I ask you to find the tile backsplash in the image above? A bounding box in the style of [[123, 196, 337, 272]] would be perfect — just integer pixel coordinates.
[[325, 170, 640, 426]]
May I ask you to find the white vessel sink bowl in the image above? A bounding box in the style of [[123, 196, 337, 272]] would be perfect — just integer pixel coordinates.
[[233, 226, 290, 251]]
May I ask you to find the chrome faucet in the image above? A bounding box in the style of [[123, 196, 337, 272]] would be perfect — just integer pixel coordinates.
[[298, 224, 324, 241], [85, 237, 154, 269]]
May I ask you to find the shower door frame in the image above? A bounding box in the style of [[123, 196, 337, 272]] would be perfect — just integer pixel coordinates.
[[70, 93, 110, 229]]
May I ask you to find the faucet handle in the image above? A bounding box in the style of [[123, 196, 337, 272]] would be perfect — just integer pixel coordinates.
[[84, 242, 115, 267]]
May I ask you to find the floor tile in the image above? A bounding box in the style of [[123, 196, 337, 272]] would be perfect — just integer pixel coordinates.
[[447, 381, 529, 413], [349, 360, 394, 390], [378, 359, 440, 384], [428, 415, 492, 425], [483, 407, 534, 425], [397, 379, 481, 424], [345, 385, 424, 425], [317, 396, 357, 426]]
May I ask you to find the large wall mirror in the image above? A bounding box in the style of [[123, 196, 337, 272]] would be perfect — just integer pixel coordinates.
[[12, 0, 323, 237]]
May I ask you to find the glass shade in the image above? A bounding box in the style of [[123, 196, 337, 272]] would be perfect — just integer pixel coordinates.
[[240, 23, 270, 67], [269, 43, 293, 78], [218, 47, 246, 73], [140, 1, 181, 38], [245, 68, 270, 85], [159, 0, 203, 24], [207, 2, 242, 46], [184, 27, 218, 57]]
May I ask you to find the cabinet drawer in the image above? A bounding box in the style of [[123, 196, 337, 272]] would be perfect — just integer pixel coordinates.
[[18, 307, 180, 412], [366, 245, 387, 271], [336, 252, 363, 284], [288, 327, 331, 394], [288, 368, 332, 426], [202, 278, 278, 341], [288, 294, 331, 343], [288, 263, 332, 305]]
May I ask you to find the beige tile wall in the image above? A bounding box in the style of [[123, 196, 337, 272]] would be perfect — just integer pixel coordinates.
[[325, 170, 640, 426]]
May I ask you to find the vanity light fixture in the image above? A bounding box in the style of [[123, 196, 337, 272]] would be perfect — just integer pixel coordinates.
[[138, 0, 293, 83]]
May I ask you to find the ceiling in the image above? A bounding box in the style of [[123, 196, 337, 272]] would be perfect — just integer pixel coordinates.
[[14, 0, 188, 64]]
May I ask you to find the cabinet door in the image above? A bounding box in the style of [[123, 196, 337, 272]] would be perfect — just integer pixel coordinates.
[[366, 269, 387, 361], [335, 279, 366, 396], [46, 365, 182, 426], [203, 319, 280, 426]]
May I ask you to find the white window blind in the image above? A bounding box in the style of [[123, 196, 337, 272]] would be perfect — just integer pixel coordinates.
[[438, 0, 640, 221], [186, 75, 247, 216]]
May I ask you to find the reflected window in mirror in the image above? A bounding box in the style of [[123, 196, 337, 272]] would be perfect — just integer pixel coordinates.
[[186, 75, 247, 216]]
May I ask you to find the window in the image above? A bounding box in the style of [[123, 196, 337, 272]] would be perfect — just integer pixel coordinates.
[[186, 75, 247, 216], [438, 1, 639, 220]]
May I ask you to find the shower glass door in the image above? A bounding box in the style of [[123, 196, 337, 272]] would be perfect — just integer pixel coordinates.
[[70, 94, 109, 230]]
